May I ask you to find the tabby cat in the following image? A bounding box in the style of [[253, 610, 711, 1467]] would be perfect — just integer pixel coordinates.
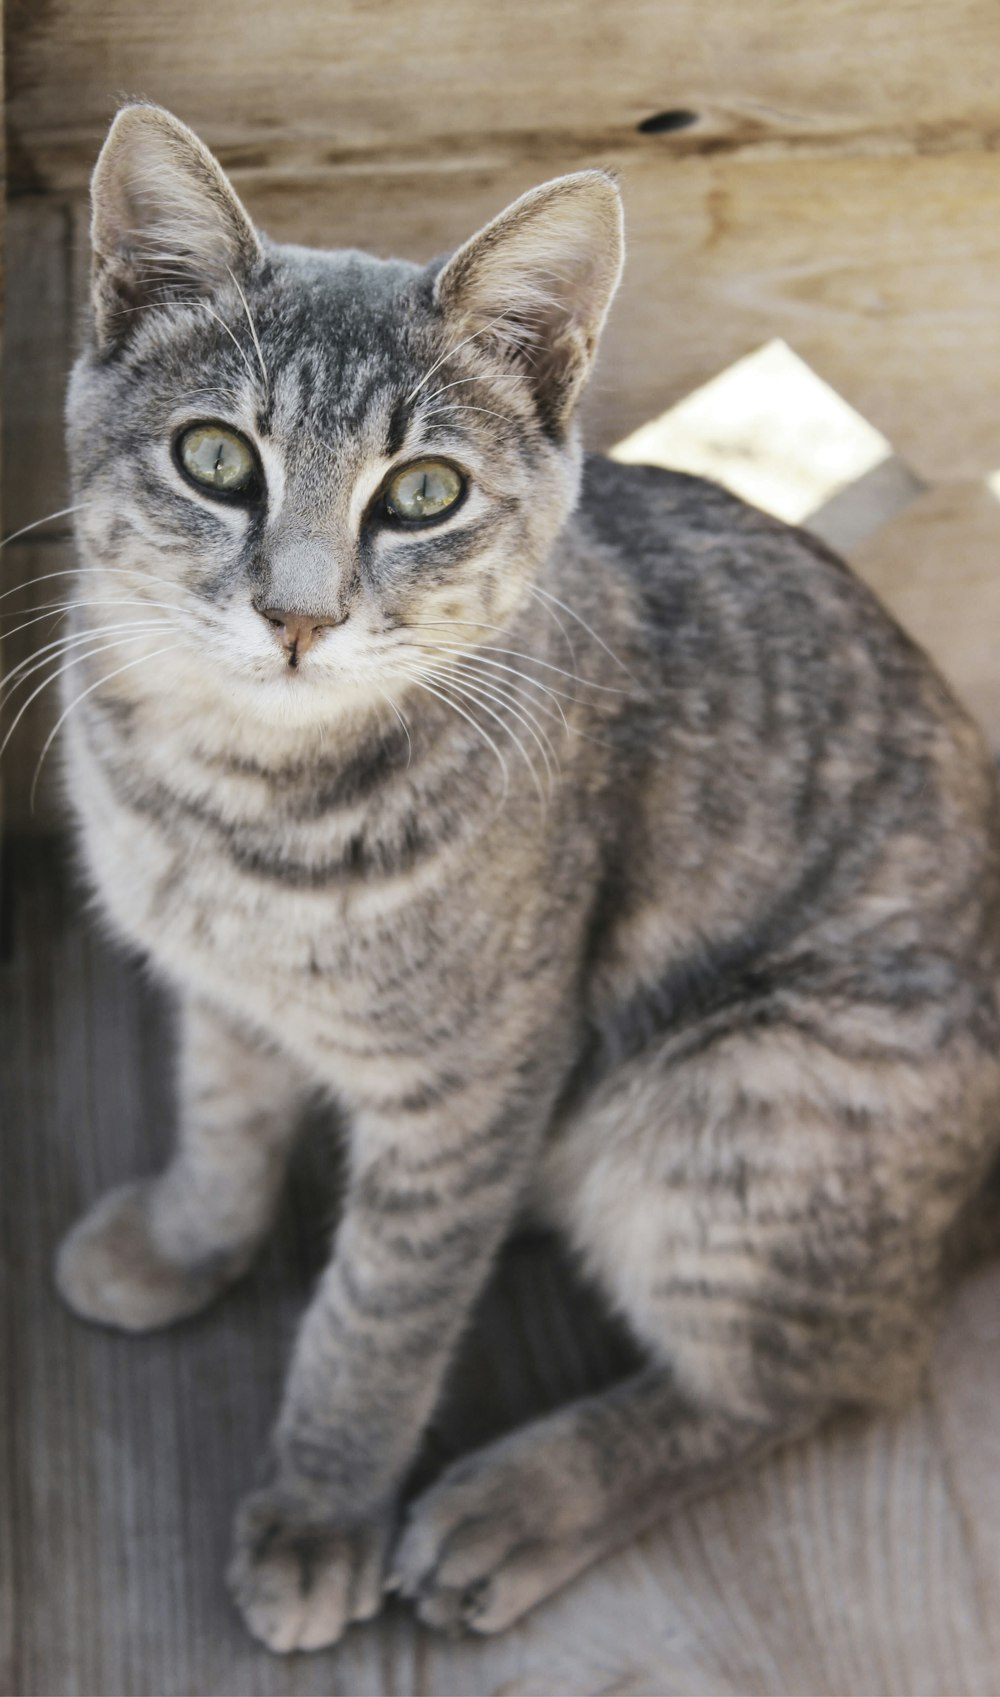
[[53, 103, 1000, 1652]]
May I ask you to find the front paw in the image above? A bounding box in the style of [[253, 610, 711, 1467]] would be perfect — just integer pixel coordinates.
[[56, 1180, 249, 1332], [228, 1483, 391, 1653]]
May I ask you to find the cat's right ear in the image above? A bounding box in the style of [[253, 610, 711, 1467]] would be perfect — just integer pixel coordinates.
[[89, 103, 262, 348]]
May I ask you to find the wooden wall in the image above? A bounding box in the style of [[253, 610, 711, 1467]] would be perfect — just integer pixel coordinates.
[[6, 0, 1000, 828]]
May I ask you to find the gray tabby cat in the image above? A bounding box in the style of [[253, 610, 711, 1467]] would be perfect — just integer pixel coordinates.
[[53, 102, 1000, 1653]]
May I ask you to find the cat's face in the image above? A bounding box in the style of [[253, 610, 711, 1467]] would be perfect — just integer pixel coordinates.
[[66, 106, 623, 735]]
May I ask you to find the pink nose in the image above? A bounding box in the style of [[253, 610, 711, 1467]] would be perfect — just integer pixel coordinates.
[[258, 607, 342, 662]]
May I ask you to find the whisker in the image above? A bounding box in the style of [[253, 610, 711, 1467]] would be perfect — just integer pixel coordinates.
[[532, 584, 640, 682], [409, 643, 572, 721], [0, 621, 172, 710], [525, 582, 579, 668], [420, 404, 518, 428], [30, 642, 183, 814], [420, 662, 557, 793], [404, 314, 521, 405], [373, 685, 412, 768], [227, 265, 269, 391], [0, 564, 212, 610], [110, 295, 258, 384], [400, 660, 547, 802], [394, 666, 510, 801], [407, 621, 629, 695], [419, 374, 529, 410], [0, 596, 204, 645], [0, 633, 175, 762], [0, 502, 92, 550]]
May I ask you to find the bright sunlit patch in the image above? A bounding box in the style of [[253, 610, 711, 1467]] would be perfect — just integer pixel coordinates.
[[610, 339, 892, 525]]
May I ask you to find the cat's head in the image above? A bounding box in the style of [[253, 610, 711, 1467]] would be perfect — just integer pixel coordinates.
[[66, 104, 623, 735]]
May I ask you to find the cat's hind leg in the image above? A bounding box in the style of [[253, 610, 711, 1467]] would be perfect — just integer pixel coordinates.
[[396, 1013, 982, 1632], [394, 1366, 783, 1633], [56, 996, 314, 1330]]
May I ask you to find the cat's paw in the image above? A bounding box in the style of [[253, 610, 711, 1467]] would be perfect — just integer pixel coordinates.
[[392, 1445, 594, 1635], [228, 1484, 390, 1653], [55, 1180, 248, 1332]]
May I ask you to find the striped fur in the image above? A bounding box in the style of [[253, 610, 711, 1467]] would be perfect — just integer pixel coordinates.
[[53, 105, 1000, 1652]]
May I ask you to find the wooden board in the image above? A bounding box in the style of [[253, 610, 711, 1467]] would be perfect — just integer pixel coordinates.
[[5, 841, 1000, 1696], [9, 0, 1000, 194], [2, 198, 74, 535], [851, 479, 1000, 744]]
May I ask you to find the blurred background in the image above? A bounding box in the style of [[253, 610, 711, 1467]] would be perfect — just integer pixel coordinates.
[[5, 5, 1000, 1694]]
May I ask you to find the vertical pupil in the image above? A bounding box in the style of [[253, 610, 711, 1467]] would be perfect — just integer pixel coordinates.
[[419, 473, 429, 504], [214, 443, 225, 475]]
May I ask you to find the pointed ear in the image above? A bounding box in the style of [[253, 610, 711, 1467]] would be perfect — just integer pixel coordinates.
[[433, 172, 623, 431], [89, 103, 263, 347]]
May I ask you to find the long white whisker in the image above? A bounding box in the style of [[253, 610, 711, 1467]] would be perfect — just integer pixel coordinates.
[[110, 295, 258, 384], [394, 667, 510, 801], [404, 314, 520, 405], [411, 644, 572, 723], [227, 266, 269, 390], [0, 564, 212, 610], [373, 685, 412, 768], [0, 634, 173, 762], [419, 374, 528, 409], [30, 643, 183, 814], [417, 651, 568, 746], [532, 585, 640, 682], [401, 660, 547, 801], [0, 503, 92, 550], [525, 582, 579, 668], [420, 663, 556, 793], [0, 621, 172, 710], [0, 596, 205, 645], [421, 404, 517, 428], [407, 622, 628, 694]]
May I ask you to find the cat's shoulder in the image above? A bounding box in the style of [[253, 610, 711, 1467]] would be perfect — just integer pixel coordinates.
[[578, 453, 838, 571]]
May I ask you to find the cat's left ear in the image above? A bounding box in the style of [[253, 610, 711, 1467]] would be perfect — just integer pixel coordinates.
[[433, 172, 624, 431], [89, 103, 263, 348]]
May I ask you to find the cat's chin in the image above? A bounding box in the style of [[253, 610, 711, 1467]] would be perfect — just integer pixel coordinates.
[[223, 664, 385, 736]]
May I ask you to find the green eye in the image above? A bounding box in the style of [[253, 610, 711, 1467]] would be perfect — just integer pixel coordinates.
[[385, 461, 463, 522], [177, 424, 256, 494]]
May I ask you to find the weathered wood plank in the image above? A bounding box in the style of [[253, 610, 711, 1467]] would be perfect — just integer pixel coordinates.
[[1, 198, 73, 535], [851, 479, 1000, 743], [9, 0, 1000, 195]]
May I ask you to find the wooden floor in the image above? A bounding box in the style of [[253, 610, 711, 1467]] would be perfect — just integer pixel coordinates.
[[5, 839, 1000, 1697]]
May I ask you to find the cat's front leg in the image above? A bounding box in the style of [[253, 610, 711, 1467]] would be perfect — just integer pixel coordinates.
[[57, 996, 312, 1331], [228, 1082, 544, 1653]]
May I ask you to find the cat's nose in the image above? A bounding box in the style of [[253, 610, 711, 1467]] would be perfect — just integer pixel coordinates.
[[257, 606, 343, 662]]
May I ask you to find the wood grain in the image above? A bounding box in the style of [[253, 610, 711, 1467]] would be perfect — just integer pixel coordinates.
[[5, 841, 1000, 1695], [9, 0, 1000, 194], [851, 480, 1000, 744]]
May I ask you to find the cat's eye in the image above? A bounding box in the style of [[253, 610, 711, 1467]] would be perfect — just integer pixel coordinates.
[[384, 460, 463, 523], [176, 424, 257, 497]]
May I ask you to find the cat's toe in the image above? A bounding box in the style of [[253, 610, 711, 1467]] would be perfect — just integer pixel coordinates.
[[228, 1486, 389, 1653], [393, 1456, 544, 1633], [56, 1180, 242, 1332]]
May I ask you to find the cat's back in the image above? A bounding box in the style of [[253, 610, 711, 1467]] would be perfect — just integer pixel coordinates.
[[569, 454, 1000, 1019], [576, 452, 990, 780]]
